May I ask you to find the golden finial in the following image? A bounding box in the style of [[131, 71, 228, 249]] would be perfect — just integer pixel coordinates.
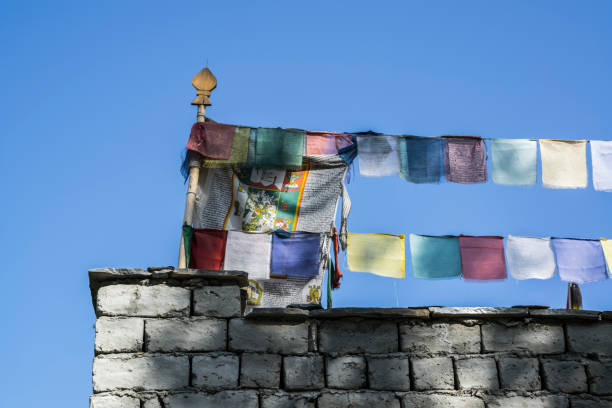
[[191, 67, 217, 106]]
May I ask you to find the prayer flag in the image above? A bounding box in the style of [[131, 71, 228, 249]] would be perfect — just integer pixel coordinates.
[[399, 137, 442, 184], [270, 231, 321, 278], [223, 231, 272, 280], [601, 239, 612, 277], [187, 122, 235, 159], [590, 141, 612, 192], [551, 238, 608, 283], [459, 236, 506, 280], [189, 228, 228, 270], [347, 233, 405, 278], [255, 127, 305, 168], [306, 131, 352, 155], [409, 234, 461, 279], [442, 136, 487, 184], [338, 135, 358, 165], [357, 135, 400, 177], [505, 236, 555, 280], [202, 126, 250, 168], [490, 139, 537, 186], [540, 140, 588, 189]]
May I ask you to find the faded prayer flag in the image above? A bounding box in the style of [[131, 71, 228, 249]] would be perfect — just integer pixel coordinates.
[[357, 135, 400, 177], [399, 137, 442, 184], [347, 233, 405, 278], [189, 228, 228, 270], [505, 236, 555, 280], [270, 231, 321, 278], [202, 126, 250, 168], [459, 236, 506, 280], [223, 231, 272, 280], [306, 131, 353, 155], [601, 239, 612, 277], [187, 122, 235, 159], [590, 141, 612, 192], [540, 140, 588, 189], [255, 127, 305, 168], [490, 139, 537, 186], [442, 136, 487, 184], [409, 234, 461, 279], [551, 238, 608, 283]]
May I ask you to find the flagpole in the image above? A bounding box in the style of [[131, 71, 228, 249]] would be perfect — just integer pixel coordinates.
[[178, 66, 217, 268]]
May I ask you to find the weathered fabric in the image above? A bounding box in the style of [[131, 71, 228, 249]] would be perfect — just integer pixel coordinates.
[[590, 140, 612, 192], [399, 137, 442, 184], [306, 132, 352, 155], [601, 239, 612, 277], [255, 127, 304, 168], [505, 236, 555, 280], [187, 122, 235, 159], [490, 139, 537, 186], [223, 231, 271, 280], [540, 140, 588, 189], [443, 136, 487, 184], [357, 135, 400, 177], [409, 234, 461, 279], [271, 231, 321, 278], [347, 233, 405, 278], [338, 135, 358, 165], [182, 224, 193, 268], [189, 228, 227, 270], [551, 238, 608, 283], [202, 126, 250, 168], [459, 236, 506, 280]]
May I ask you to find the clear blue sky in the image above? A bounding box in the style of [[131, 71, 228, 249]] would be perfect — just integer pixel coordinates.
[[1, 1, 611, 406]]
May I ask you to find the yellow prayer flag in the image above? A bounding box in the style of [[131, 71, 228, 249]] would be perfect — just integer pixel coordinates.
[[347, 233, 405, 278], [601, 239, 612, 277], [539, 140, 588, 189]]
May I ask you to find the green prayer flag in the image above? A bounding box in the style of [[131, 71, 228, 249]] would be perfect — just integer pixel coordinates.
[[182, 224, 193, 268], [255, 127, 304, 168]]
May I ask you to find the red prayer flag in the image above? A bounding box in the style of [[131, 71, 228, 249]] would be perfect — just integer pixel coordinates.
[[443, 136, 487, 184], [186, 122, 235, 159], [459, 235, 506, 280], [189, 228, 228, 270], [306, 131, 353, 155]]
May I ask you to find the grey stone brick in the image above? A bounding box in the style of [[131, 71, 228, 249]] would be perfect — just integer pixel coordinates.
[[318, 391, 400, 408], [326, 355, 366, 389], [411, 357, 454, 390], [164, 391, 258, 408], [229, 319, 309, 354], [240, 353, 282, 388], [90, 394, 140, 408], [95, 317, 144, 354], [192, 353, 239, 390], [587, 362, 612, 396], [318, 320, 397, 354], [366, 354, 410, 391], [143, 397, 162, 408], [97, 284, 190, 317], [261, 391, 317, 408], [541, 359, 587, 393], [145, 317, 226, 352], [400, 323, 480, 354], [567, 323, 612, 355], [93, 354, 189, 392], [455, 357, 498, 390], [193, 286, 241, 318], [485, 395, 569, 408], [481, 323, 564, 354], [571, 398, 612, 408], [402, 393, 484, 408], [498, 357, 541, 390], [283, 355, 324, 390]]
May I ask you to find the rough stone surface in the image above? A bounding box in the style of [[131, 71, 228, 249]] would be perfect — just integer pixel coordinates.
[[261, 391, 317, 408], [481, 323, 564, 354], [529, 309, 600, 320], [240, 353, 282, 388], [587, 362, 612, 396], [283, 355, 325, 390], [400, 323, 480, 354], [455, 357, 499, 390], [142, 397, 162, 408], [318, 391, 400, 408], [326, 355, 366, 389], [366, 354, 410, 391], [246, 308, 310, 320], [311, 307, 429, 319], [571, 398, 612, 408], [164, 391, 258, 408], [229, 319, 309, 354], [191, 353, 239, 390], [193, 286, 242, 318], [430, 306, 527, 317], [567, 323, 612, 355], [93, 354, 189, 392], [411, 357, 454, 390], [97, 285, 190, 317], [318, 320, 398, 353], [95, 317, 144, 354], [145, 317, 226, 352], [498, 357, 541, 390], [541, 359, 587, 393], [484, 395, 569, 408], [402, 393, 485, 408], [90, 394, 140, 408]]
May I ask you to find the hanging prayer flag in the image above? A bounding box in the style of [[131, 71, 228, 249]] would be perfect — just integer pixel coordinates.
[[409, 234, 461, 279], [347, 233, 405, 278], [590, 141, 612, 192], [551, 238, 608, 283], [223, 231, 272, 280], [202, 126, 250, 168], [399, 137, 442, 184], [490, 139, 537, 186], [338, 135, 358, 165], [187, 122, 235, 160], [539, 140, 588, 189], [255, 127, 305, 168], [505, 236, 555, 280], [459, 236, 506, 280], [357, 135, 400, 177], [442, 136, 487, 184], [306, 131, 353, 155], [601, 239, 612, 276], [270, 231, 321, 278], [189, 228, 228, 270]]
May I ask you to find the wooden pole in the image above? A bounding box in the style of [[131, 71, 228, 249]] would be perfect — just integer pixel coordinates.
[[178, 67, 217, 268]]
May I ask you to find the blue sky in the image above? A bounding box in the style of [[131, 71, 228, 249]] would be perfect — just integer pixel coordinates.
[[1, 1, 611, 406]]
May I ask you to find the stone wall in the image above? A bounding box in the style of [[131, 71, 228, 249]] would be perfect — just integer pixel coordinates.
[[89, 268, 612, 408]]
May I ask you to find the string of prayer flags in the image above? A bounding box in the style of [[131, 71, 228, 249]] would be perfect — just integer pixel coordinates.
[[223, 231, 272, 279], [202, 126, 250, 168], [442, 136, 487, 184], [306, 131, 353, 155], [590, 141, 612, 192], [540, 140, 588, 189], [270, 231, 321, 278], [255, 127, 305, 168], [187, 122, 235, 159], [347, 233, 405, 278], [189, 228, 228, 270], [551, 238, 608, 284], [409, 234, 461, 279], [399, 137, 442, 184], [459, 235, 506, 280], [338, 135, 358, 165], [357, 135, 400, 177], [505, 236, 556, 280], [490, 139, 537, 186], [601, 239, 612, 276]]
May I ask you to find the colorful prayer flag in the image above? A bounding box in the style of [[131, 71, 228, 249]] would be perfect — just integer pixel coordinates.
[[442, 136, 487, 184], [202, 126, 250, 168], [590, 141, 612, 192], [459, 236, 506, 280], [601, 239, 612, 277], [551, 238, 608, 283], [540, 140, 588, 189], [409, 234, 461, 279], [347, 233, 405, 278], [357, 135, 400, 177], [255, 127, 304, 168], [223, 231, 272, 279], [306, 131, 353, 155], [189, 228, 228, 270], [270, 231, 321, 278], [187, 122, 235, 159], [505, 236, 555, 280], [490, 139, 537, 186], [399, 137, 442, 184]]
